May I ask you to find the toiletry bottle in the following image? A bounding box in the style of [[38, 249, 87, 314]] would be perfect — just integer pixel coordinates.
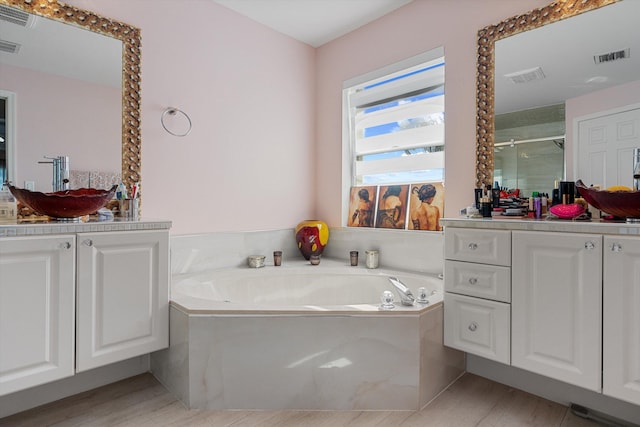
[[0, 184, 17, 222], [541, 193, 548, 215], [491, 182, 501, 208], [474, 188, 483, 209], [480, 197, 492, 217]]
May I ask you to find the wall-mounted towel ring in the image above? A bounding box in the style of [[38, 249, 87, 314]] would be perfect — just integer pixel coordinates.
[[161, 107, 192, 137]]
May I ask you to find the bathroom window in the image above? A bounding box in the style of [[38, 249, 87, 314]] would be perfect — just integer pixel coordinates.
[[342, 47, 445, 226]]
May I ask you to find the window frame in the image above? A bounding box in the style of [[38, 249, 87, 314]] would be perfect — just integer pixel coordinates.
[[341, 47, 445, 226]]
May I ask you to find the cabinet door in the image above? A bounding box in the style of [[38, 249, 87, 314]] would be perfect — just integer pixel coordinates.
[[512, 231, 601, 391], [0, 235, 75, 396], [603, 236, 640, 405], [444, 293, 510, 364], [76, 230, 169, 372], [445, 228, 511, 266], [445, 260, 511, 303]]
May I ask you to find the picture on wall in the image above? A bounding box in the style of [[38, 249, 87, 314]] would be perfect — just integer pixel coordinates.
[[347, 186, 377, 227], [375, 184, 409, 229], [408, 182, 444, 231]]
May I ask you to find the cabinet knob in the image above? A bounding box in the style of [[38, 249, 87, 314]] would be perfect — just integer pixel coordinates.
[[468, 277, 478, 285], [468, 322, 478, 332], [468, 242, 478, 250], [611, 242, 623, 252], [82, 239, 93, 247], [60, 241, 72, 250], [584, 241, 595, 250]]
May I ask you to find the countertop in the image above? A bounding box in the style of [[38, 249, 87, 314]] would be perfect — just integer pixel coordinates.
[[0, 217, 172, 237], [441, 216, 640, 236]]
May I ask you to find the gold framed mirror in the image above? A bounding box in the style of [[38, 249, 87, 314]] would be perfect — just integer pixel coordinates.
[[475, 0, 617, 189], [0, 0, 141, 196]]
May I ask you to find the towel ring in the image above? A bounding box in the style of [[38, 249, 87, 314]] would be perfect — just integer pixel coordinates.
[[161, 107, 192, 137]]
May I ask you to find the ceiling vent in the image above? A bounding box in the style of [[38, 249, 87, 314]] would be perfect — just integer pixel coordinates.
[[504, 66, 546, 84], [594, 48, 630, 64], [0, 4, 35, 27], [0, 39, 21, 54]]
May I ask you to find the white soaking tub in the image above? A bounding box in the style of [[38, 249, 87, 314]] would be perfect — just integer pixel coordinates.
[[151, 259, 464, 410]]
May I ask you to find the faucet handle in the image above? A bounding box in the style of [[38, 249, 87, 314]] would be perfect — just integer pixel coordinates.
[[379, 290, 395, 310], [416, 287, 430, 304]]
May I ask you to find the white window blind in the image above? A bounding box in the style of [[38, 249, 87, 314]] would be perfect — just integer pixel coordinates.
[[344, 51, 445, 185]]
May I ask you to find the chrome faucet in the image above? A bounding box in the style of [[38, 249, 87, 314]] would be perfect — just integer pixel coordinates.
[[39, 155, 70, 192], [388, 277, 415, 306]]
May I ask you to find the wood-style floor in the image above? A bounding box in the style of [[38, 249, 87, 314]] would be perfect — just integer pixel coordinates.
[[0, 373, 606, 427]]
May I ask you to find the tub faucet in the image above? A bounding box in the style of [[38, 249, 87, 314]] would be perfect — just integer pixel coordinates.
[[388, 277, 415, 306]]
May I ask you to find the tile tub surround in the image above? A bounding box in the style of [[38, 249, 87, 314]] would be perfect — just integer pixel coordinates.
[[171, 227, 444, 275], [151, 304, 464, 410]]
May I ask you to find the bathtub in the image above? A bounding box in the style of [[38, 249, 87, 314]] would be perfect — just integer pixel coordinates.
[[151, 259, 464, 410]]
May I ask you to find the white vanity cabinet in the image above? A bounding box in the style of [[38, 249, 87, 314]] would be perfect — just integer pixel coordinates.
[[0, 221, 170, 397], [511, 231, 602, 391], [603, 235, 640, 405], [0, 235, 76, 396], [444, 228, 511, 364], [76, 230, 169, 372]]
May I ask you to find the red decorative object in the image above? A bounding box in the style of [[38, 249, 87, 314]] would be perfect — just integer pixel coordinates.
[[576, 179, 640, 219], [548, 203, 586, 219], [9, 185, 117, 219], [295, 219, 329, 260]]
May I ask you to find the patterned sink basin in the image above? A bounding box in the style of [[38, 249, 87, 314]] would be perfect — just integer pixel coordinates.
[[576, 179, 640, 219], [9, 185, 117, 219]]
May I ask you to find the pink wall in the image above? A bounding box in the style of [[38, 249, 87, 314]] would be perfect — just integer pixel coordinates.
[[66, 0, 316, 235], [60, 0, 552, 234], [2, 64, 120, 192]]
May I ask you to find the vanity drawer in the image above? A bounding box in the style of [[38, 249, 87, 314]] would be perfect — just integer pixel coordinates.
[[445, 260, 511, 303], [444, 228, 511, 266], [444, 293, 510, 364]]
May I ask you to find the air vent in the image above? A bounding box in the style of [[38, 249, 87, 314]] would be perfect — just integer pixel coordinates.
[[0, 39, 20, 54], [504, 66, 546, 84], [594, 48, 630, 64], [0, 4, 34, 27]]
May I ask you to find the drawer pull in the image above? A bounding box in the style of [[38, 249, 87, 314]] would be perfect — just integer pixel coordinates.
[[83, 239, 93, 247], [468, 277, 478, 285], [611, 243, 622, 253], [584, 241, 596, 250], [468, 242, 478, 250], [60, 241, 72, 250], [468, 322, 478, 332]]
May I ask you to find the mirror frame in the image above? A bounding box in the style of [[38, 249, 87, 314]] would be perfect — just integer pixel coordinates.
[[1, 0, 141, 195], [475, 0, 618, 188]]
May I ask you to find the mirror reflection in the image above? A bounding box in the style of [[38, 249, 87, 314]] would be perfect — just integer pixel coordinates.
[[0, 3, 125, 192], [483, 0, 640, 195]]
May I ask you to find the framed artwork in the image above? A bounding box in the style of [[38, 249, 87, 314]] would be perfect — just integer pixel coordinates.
[[408, 182, 445, 231], [347, 186, 377, 227], [375, 184, 409, 229]]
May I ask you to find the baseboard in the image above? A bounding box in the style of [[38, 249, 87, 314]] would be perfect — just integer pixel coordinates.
[[0, 355, 150, 418]]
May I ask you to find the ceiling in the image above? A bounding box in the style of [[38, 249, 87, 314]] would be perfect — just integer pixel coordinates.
[[212, 0, 414, 47], [494, 0, 639, 116]]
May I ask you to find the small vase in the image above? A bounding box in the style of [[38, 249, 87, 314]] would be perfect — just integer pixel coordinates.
[[295, 219, 329, 260]]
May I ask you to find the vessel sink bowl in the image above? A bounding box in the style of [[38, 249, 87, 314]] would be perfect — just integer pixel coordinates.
[[9, 185, 117, 219], [576, 179, 640, 219]]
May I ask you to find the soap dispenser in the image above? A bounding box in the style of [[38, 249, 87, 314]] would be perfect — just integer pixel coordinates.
[[0, 183, 18, 222]]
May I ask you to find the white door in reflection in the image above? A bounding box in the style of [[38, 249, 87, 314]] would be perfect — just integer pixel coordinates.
[[577, 105, 640, 189]]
